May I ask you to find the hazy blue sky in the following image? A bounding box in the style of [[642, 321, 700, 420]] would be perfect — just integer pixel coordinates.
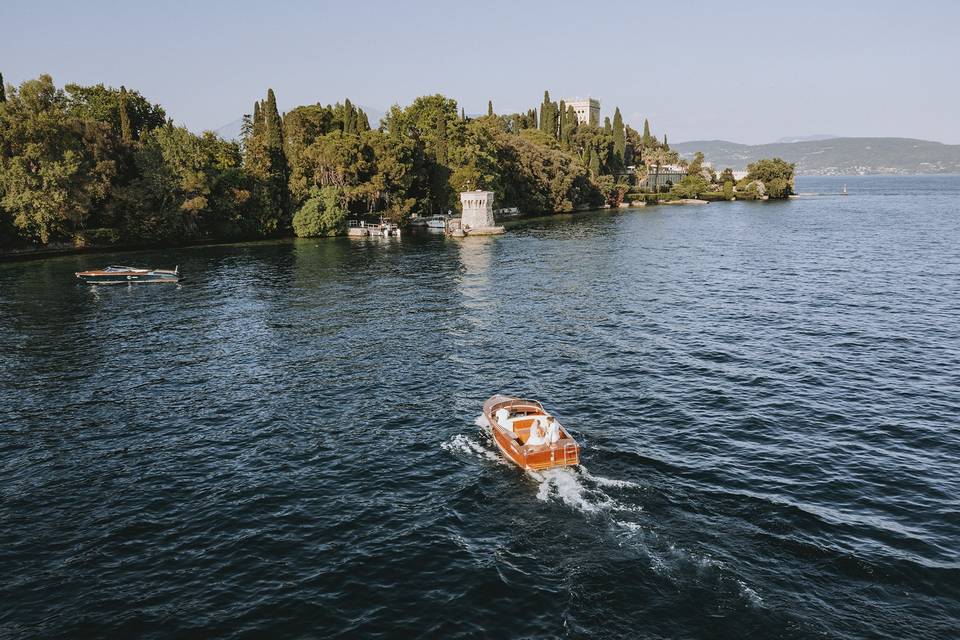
[[3, 0, 959, 144]]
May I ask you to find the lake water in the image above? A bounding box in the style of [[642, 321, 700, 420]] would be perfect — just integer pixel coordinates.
[[1, 176, 958, 639]]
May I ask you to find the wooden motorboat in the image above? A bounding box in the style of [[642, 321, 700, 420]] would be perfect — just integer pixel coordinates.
[[75, 265, 180, 284], [483, 394, 580, 471]]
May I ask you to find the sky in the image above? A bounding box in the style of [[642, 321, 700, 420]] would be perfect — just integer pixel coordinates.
[[3, 0, 959, 144]]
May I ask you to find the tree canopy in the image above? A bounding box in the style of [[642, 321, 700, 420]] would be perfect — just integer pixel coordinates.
[[4, 76, 750, 250]]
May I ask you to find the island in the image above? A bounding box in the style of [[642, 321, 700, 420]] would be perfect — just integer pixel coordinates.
[[0, 74, 794, 254]]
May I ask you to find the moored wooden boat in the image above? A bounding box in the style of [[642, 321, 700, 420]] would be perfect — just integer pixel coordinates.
[[75, 265, 180, 284], [483, 394, 580, 471]]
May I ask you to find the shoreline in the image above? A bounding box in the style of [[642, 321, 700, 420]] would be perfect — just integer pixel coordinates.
[[0, 191, 826, 263]]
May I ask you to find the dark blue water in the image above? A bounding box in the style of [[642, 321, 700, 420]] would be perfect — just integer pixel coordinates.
[[2, 176, 959, 639]]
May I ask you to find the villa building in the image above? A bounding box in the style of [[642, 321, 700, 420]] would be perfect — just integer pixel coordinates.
[[566, 98, 600, 127]]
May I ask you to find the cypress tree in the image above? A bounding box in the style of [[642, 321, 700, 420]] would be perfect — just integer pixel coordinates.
[[583, 144, 592, 169], [343, 98, 355, 134], [589, 144, 600, 176], [357, 108, 371, 132], [119, 85, 133, 142], [252, 101, 263, 138], [642, 118, 652, 147], [612, 107, 625, 167], [487, 100, 493, 117], [0, 73, 5, 103], [264, 89, 283, 149], [558, 101, 569, 146], [604, 116, 611, 133], [461, 107, 466, 121], [663, 135, 669, 150], [540, 91, 551, 133]]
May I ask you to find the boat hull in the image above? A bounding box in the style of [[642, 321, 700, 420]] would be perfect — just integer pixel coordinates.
[[483, 395, 580, 471], [75, 268, 180, 284]]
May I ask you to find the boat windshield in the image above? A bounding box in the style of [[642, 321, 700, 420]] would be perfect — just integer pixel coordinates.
[[105, 265, 143, 272]]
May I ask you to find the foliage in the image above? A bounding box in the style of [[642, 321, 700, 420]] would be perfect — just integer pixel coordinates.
[[0, 75, 119, 244], [687, 152, 705, 176], [722, 181, 734, 200], [612, 108, 625, 170], [670, 174, 710, 198], [746, 157, 795, 198], [1, 78, 661, 248], [292, 186, 348, 237], [64, 82, 166, 140], [596, 175, 630, 206], [73, 227, 121, 247]]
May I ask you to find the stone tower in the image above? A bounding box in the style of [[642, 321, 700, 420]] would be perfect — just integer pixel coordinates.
[[454, 190, 505, 236], [460, 190, 496, 230]]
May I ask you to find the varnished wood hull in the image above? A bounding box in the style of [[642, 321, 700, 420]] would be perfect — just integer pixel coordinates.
[[76, 267, 179, 284], [483, 395, 580, 471]]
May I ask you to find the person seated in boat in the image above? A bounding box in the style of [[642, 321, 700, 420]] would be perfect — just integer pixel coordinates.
[[545, 417, 561, 444], [495, 408, 513, 432], [525, 418, 548, 446]]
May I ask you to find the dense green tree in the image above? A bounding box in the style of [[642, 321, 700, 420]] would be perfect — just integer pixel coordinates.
[[722, 181, 734, 200], [251, 101, 262, 138], [642, 118, 652, 147], [2, 77, 669, 249], [0, 73, 6, 103], [718, 167, 735, 184], [746, 157, 794, 198], [485, 122, 600, 212], [118, 86, 132, 143], [604, 117, 611, 133], [64, 82, 165, 140], [539, 91, 558, 138], [686, 151, 704, 176], [624, 124, 640, 166], [263, 89, 283, 148], [589, 144, 601, 176], [112, 126, 254, 241], [0, 75, 120, 244], [487, 100, 493, 117], [292, 185, 347, 236], [612, 107, 625, 169], [243, 88, 289, 233], [671, 174, 709, 198]]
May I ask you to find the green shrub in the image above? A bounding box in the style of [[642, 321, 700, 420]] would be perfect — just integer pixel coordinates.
[[745, 158, 794, 199], [722, 181, 734, 200], [698, 191, 730, 202], [670, 174, 710, 199], [292, 186, 348, 237]]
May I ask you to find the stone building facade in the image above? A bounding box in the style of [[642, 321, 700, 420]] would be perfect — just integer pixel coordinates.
[[566, 98, 600, 127], [460, 190, 496, 230]]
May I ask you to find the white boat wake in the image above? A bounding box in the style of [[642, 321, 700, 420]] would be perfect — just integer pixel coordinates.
[[441, 414, 764, 608]]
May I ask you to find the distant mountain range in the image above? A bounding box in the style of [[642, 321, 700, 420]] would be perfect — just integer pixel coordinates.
[[672, 137, 960, 175]]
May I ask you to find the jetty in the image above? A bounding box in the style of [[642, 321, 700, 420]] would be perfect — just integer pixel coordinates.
[[347, 220, 401, 237]]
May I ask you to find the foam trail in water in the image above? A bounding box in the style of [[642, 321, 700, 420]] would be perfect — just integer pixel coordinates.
[[441, 433, 505, 465], [530, 467, 619, 513], [579, 466, 642, 490]]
